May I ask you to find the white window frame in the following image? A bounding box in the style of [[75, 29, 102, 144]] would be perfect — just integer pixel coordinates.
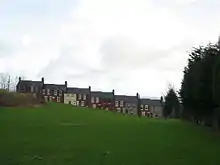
[[81, 101, 85, 106], [91, 97, 94, 103], [42, 89, 45, 95], [120, 101, 124, 107], [57, 97, 60, 102], [115, 101, 119, 107], [49, 96, 53, 101], [76, 101, 79, 106], [59, 90, 62, 96], [78, 94, 82, 100], [31, 86, 34, 93], [54, 90, 57, 96], [145, 105, 149, 110], [96, 97, 99, 103], [83, 94, 86, 100], [47, 89, 50, 95]]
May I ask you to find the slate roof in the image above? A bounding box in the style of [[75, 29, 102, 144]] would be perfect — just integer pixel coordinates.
[[18, 80, 42, 85], [140, 99, 162, 106], [17, 80, 43, 88], [67, 87, 90, 94], [91, 91, 113, 99], [43, 84, 66, 90], [115, 95, 138, 103]]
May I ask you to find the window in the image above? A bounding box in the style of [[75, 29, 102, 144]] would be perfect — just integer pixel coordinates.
[[83, 94, 86, 100], [145, 105, 148, 110], [115, 101, 119, 107], [92, 104, 96, 108], [91, 97, 94, 103], [42, 89, 45, 95], [44, 96, 48, 102], [76, 101, 79, 106], [81, 101, 85, 106], [47, 89, 50, 95], [54, 90, 57, 96], [59, 90, 62, 96], [96, 97, 99, 103], [78, 94, 82, 100], [57, 97, 60, 102], [120, 101, 124, 107], [49, 96, 53, 101], [31, 86, 34, 93], [141, 104, 143, 108]]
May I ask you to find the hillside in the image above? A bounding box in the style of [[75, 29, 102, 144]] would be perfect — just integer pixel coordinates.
[[0, 103, 220, 165]]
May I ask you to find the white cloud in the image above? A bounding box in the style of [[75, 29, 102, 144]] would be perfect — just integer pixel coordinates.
[[1, 0, 220, 97]]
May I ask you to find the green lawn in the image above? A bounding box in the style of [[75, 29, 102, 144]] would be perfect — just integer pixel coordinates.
[[1, 103, 220, 165]]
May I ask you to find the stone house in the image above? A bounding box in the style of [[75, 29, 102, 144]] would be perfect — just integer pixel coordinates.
[[140, 99, 163, 118], [16, 77, 44, 99], [64, 86, 91, 107], [41, 80, 67, 103], [91, 90, 115, 110], [115, 93, 139, 114]]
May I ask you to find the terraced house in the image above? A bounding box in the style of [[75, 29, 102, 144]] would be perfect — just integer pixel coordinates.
[[91, 90, 115, 110], [16, 77, 164, 118], [140, 99, 163, 118], [41, 80, 67, 103], [16, 77, 44, 98], [64, 86, 91, 107], [115, 93, 139, 114]]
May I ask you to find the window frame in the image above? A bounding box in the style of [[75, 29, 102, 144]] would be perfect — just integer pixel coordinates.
[[54, 90, 57, 96]]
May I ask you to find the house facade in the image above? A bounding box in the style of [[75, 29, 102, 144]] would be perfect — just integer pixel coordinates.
[[115, 93, 139, 114], [16, 77, 44, 99], [41, 80, 67, 103], [91, 90, 115, 110], [140, 99, 163, 118], [16, 77, 164, 117], [64, 86, 91, 107]]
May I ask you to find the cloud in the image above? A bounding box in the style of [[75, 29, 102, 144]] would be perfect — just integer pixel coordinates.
[[1, 0, 220, 97], [0, 41, 16, 57]]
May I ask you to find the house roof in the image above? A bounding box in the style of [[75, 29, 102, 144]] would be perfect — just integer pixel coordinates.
[[67, 87, 90, 94], [140, 99, 162, 106], [91, 91, 113, 99], [18, 80, 43, 86], [44, 84, 66, 90], [115, 95, 138, 103]]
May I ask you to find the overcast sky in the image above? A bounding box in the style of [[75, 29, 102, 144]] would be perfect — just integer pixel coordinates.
[[0, 0, 220, 98]]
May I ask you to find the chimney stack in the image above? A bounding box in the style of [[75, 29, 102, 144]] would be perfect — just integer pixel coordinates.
[[41, 77, 44, 84], [19, 77, 21, 82], [65, 81, 68, 87]]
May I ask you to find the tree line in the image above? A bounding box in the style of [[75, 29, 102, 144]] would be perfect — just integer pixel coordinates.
[[163, 37, 220, 128]]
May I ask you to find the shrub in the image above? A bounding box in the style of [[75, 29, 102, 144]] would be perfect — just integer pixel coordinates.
[[0, 91, 43, 107]]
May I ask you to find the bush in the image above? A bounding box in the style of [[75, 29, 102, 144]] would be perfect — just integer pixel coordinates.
[[0, 90, 43, 107]]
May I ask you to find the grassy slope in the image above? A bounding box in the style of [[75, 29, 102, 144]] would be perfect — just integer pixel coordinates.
[[0, 103, 220, 165]]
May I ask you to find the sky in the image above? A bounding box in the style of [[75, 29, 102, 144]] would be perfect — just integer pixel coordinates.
[[0, 0, 220, 98]]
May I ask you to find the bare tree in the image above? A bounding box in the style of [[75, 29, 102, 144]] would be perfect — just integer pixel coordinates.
[[10, 76, 19, 92], [0, 73, 25, 92], [0, 73, 9, 90]]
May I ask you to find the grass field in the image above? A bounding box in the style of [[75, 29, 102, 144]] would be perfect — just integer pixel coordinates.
[[1, 103, 220, 165]]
